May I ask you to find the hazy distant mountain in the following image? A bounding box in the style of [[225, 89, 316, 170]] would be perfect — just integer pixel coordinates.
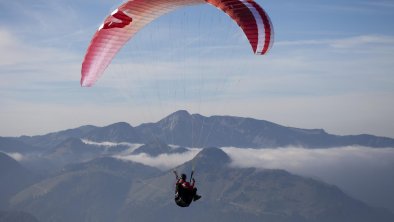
[[42, 137, 103, 167], [132, 140, 188, 156], [9, 110, 394, 151], [0, 137, 37, 154], [18, 125, 97, 150], [136, 110, 394, 148], [82, 122, 142, 143], [136, 110, 197, 145], [0, 153, 38, 209]]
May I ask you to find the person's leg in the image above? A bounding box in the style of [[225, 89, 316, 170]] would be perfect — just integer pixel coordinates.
[[193, 188, 201, 201]]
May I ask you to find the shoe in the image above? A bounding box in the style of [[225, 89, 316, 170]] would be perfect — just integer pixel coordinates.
[[193, 195, 201, 201]]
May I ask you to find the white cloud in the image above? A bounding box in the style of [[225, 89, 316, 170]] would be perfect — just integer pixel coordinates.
[[330, 35, 394, 48], [81, 139, 142, 148], [0, 28, 80, 87], [277, 35, 394, 49], [223, 146, 394, 171], [5, 152, 24, 161], [114, 148, 201, 170], [81, 140, 144, 153]]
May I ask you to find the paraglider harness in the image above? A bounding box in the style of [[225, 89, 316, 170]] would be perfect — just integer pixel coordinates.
[[173, 171, 195, 207]]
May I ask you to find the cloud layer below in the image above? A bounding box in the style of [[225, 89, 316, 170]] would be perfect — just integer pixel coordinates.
[[222, 146, 394, 213], [114, 146, 394, 213]]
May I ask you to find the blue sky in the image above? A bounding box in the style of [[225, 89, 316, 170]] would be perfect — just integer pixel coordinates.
[[1, 0, 394, 137]]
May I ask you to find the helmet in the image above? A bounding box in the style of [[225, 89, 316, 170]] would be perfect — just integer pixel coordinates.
[[181, 174, 187, 180]]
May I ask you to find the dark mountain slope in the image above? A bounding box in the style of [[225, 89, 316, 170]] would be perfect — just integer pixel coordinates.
[[0, 137, 37, 153], [9, 157, 161, 222], [0, 153, 38, 209], [0, 210, 39, 222]]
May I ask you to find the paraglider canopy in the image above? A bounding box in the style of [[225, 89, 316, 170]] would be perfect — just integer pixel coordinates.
[[81, 0, 274, 87]]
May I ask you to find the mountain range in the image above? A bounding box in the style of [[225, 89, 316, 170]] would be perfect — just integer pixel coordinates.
[[2, 148, 393, 222], [1, 110, 394, 222], [8, 110, 394, 150]]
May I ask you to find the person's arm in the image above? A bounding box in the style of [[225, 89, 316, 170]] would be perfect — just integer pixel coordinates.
[[173, 170, 179, 180], [190, 178, 195, 188]]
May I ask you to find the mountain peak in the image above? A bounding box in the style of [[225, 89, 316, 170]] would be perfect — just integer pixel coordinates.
[[163, 110, 191, 121], [172, 147, 231, 178], [192, 147, 231, 169], [172, 110, 191, 117], [83, 122, 140, 143], [155, 110, 194, 133], [106, 122, 133, 129]]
